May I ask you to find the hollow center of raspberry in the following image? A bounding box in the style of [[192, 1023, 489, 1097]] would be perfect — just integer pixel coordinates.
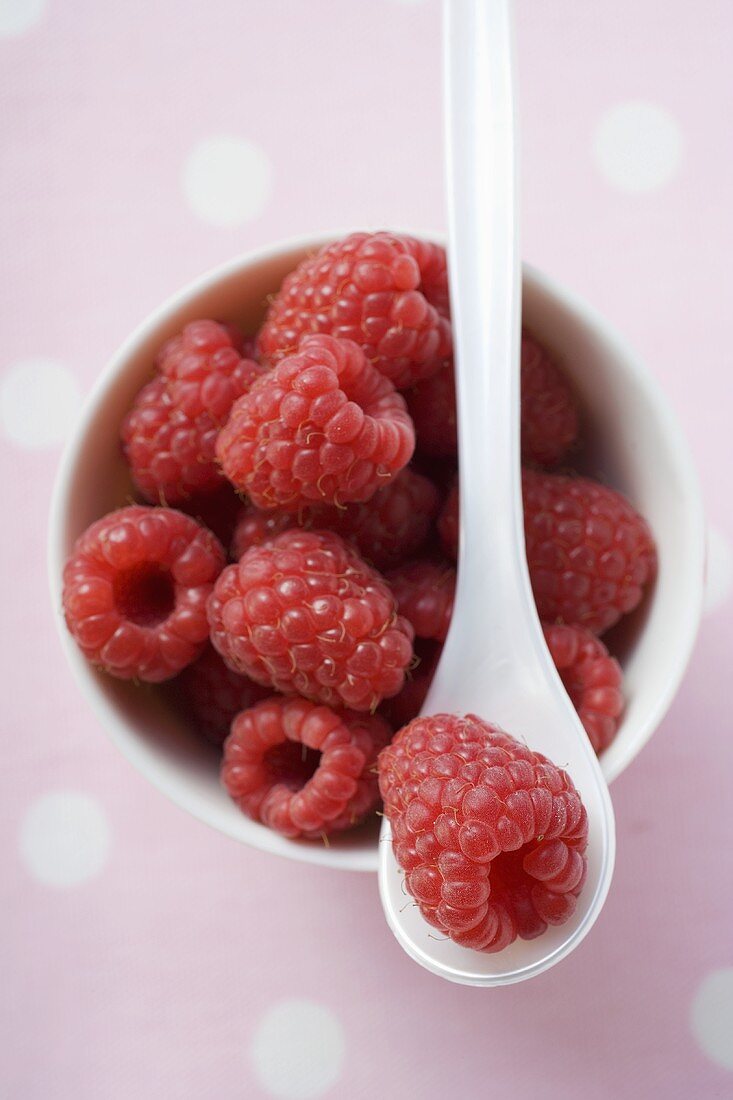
[[113, 564, 175, 626], [264, 740, 321, 791], [489, 845, 546, 940]]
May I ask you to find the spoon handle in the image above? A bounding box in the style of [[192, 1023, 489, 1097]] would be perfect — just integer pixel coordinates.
[[442, 0, 535, 646]]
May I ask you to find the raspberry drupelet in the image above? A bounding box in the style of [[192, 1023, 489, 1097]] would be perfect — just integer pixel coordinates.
[[543, 623, 624, 754], [62, 506, 225, 682], [207, 528, 415, 711], [523, 469, 657, 635], [405, 331, 578, 465], [378, 715, 589, 952], [121, 320, 264, 504], [216, 334, 415, 511], [231, 467, 440, 571], [175, 644, 270, 746], [387, 560, 456, 642], [257, 232, 452, 390], [221, 695, 391, 839]]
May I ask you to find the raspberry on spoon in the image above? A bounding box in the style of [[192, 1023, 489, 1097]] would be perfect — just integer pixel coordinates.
[[378, 714, 589, 952]]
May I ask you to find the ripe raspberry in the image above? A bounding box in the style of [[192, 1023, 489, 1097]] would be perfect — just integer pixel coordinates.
[[231, 468, 440, 571], [523, 469, 657, 634], [63, 506, 225, 682], [121, 321, 263, 504], [520, 331, 579, 466], [378, 714, 588, 952], [405, 331, 578, 465], [543, 623, 624, 754], [208, 528, 414, 711], [221, 695, 392, 839], [217, 334, 415, 510], [175, 644, 270, 746], [257, 232, 452, 389], [437, 481, 459, 560], [381, 639, 441, 730], [405, 361, 457, 457], [387, 560, 456, 642]]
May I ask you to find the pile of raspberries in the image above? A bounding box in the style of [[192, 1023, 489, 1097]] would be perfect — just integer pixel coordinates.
[[62, 231, 656, 953]]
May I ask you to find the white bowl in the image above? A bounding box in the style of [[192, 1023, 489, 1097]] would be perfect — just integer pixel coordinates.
[[48, 232, 705, 873]]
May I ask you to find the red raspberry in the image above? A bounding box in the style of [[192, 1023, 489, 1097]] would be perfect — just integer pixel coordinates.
[[221, 695, 391, 839], [63, 506, 225, 682], [217, 334, 415, 510], [121, 321, 263, 504], [157, 319, 264, 420], [378, 714, 589, 952], [405, 331, 578, 465], [523, 469, 657, 634], [543, 623, 624, 754], [520, 331, 579, 466], [231, 468, 440, 571], [257, 232, 452, 389], [405, 361, 457, 458], [207, 529, 414, 711], [175, 644, 270, 746], [381, 639, 441, 730], [387, 560, 456, 642], [437, 481, 459, 560]]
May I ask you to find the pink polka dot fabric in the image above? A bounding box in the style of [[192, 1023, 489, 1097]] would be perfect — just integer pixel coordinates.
[[2, 1, 732, 1096]]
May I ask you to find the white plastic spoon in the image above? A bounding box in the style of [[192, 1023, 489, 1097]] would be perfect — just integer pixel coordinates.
[[378, 0, 616, 986]]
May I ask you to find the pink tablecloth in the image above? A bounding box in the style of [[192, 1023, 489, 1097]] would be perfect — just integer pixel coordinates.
[[2, 2, 731, 1097]]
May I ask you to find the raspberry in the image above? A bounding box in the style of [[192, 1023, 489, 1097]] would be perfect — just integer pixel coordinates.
[[257, 232, 452, 389], [405, 331, 578, 465], [231, 468, 440, 571], [387, 560, 456, 642], [63, 506, 225, 682], [207, 528, 414, 711], [523, 469, 657, 634], [121, 321, 264, 504], [543, 623, 624, 753], [381, 639, 441, 730], [217, 334, 415, 510], [378, 714, 588, 952], [175, 644, 270, 746], [520, 331, 579, 466], [437, 481, 459, 560], [405, 361, 457, 457], [221, 695, 391, 839]]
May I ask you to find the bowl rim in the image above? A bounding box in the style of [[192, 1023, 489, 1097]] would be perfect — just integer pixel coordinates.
[[48, 229, 706, 872]]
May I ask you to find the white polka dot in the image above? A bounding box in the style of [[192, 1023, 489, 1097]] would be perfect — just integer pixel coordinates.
[[592, 101, 683, 192], [0, 358, 81, 448], [0, 0, 46, 37], [183, 136, 272, 227], [705, 525, 733, 615], [691, 969, 733, 1070], [250, 1000, 345, 1099], [19, 792, 110, 887]]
